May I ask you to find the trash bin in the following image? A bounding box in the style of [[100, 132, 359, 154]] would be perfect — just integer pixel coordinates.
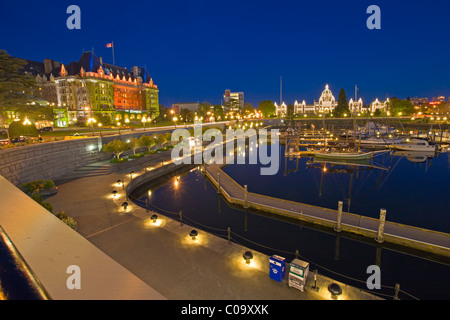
[[269, 255, 286, 283]]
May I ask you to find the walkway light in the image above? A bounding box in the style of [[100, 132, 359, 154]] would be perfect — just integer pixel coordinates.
[[189, 229, 198, 240], [112, 190, 118, 197], [243, 251, 253, 264], [328, 283, 342, 300], [116, 179, 122, 187], [122, 201, 129, 211], [151, 214, 158, 223]]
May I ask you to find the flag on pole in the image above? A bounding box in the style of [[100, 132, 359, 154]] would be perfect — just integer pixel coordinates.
[[106, 42, 113, 48]]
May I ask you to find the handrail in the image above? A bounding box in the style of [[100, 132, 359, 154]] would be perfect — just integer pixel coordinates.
[[0, 225, 52, 300]]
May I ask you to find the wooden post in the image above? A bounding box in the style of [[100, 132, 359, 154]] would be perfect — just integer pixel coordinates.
[[227, 227, 231, 245], [244, 185, 249, 208], [295, 249, 299, 259], [376, 208, 387, 243], [145, 198, 148, 213], [335, 201, 343, 232], [179, 211, 183, 226], [394, 283, 400, 300]]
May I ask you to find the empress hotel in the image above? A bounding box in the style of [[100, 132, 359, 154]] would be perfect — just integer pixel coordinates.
[[275, 84, 389, 116]]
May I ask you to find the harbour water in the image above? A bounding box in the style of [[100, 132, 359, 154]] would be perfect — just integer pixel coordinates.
[[131, 146, 450, 300]]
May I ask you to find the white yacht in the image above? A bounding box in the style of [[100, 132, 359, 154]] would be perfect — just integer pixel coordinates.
[[391, 138, 437, 152]]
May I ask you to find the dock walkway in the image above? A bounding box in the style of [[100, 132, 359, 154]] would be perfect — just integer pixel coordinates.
[[205, 164, 450, 258]]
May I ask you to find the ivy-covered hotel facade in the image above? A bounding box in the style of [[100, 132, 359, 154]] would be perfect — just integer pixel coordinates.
[[23, 51, 159, 127]]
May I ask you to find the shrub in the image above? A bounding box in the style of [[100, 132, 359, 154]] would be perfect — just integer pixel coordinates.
[[129, 153, 144, 159], [42, 180, 55, 189], [30, 192, 53, 213], [61, 217, 78, 229], [110, 157, 128, 164], [55, 211, 68, 220], [8, 121, 38, 138]]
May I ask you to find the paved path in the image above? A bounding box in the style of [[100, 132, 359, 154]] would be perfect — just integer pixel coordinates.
[[47, 152, 381, 300]]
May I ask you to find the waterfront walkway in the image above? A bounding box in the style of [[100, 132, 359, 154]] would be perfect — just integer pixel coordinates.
[[47, 150, 382, 300], [205, 164, 450, 259]]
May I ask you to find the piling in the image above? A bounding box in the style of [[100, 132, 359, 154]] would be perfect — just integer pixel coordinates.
[[335, 201, 343, 232], [376, 209, 387, 243]]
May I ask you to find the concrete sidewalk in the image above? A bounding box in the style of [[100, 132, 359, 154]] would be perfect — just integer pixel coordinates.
[[47, 152, 381, 300]]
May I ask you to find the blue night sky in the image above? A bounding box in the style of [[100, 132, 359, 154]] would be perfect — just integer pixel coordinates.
[[1, 0, 450, 107]]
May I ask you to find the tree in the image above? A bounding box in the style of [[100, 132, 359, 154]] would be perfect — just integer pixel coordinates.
[[0, 50, 37, 127], [334, 88, 350, 117], [389, 97, 414, 116], [180, 108, 194, 122], [140, 135, 156, 152], [213, 105, 224, 118], [286, 104, 295, 119], [155, 133, 167, 148], [8, 121, 38, 138], [102, 139, 129, 159], [243, 102, 254, 115], [127, 137, 141, 156], [158, 104, 169, 121], [258, 100, 276, 117]]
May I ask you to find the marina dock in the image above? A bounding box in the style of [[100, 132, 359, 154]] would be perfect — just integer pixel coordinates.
[[205, 164, 450, 259]]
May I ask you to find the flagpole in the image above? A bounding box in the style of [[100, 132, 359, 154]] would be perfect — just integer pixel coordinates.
[[112, 41, 115, 65]]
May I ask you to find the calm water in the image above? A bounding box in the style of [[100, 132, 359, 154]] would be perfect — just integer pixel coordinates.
[[131, 146, 450, 300]]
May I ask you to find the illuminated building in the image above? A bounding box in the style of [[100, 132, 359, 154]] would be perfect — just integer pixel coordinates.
[[20, 51, 159, 126]]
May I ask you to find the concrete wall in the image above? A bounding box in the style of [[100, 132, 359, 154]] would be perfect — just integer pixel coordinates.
[[0, 130, 162, 186]]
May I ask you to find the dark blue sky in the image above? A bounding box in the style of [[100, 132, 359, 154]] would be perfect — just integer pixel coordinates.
[[1, 0, 450, 107]]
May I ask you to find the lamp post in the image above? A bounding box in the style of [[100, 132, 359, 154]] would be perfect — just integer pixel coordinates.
[[142, 116, 147, 131], [173, 116, 178, 128], [88, 118, 96, 136]]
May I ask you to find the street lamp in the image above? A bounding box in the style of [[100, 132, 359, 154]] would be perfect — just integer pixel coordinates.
[[88, 118, 96, 136], [142, 116, 147, 131], [173, 116, 178, 128]]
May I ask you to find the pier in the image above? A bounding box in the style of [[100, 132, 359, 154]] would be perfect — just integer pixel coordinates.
[[205, 164, 450, 259]]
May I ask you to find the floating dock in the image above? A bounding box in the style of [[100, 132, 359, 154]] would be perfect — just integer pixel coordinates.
[[205, 164, 450, 258]]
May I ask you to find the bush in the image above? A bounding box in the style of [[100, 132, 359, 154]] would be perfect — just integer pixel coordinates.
[[30, 192, 53, 213], [8, 121, 39, 138], [129, 153, 144, 159], [21, 179, 55, 193], [110, 157, 128, 164], [61, 217, 78, 229], [43, 180, 55, 189]]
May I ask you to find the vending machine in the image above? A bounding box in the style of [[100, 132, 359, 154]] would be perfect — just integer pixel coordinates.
[[288, 259, 309, 292]]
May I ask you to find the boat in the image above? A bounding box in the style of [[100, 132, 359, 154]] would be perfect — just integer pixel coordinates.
[[360, 136, 405, 148], [314, 149, 374, 160], [390, 138, 437, 152]]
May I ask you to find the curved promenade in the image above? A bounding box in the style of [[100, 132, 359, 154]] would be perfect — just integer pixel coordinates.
[[45, 150, 383, 300], [204, 164, 450, 259]]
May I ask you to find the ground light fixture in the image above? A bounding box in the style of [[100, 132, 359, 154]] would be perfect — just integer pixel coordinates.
[[189, 229, 198, 240], [151, 214, 158, 223], [243, 251, 253, 265], [116, 179, 122, 187], [112, 190, 118, 197], [328, 283, 342, 300], [122, 202, 129, 211]]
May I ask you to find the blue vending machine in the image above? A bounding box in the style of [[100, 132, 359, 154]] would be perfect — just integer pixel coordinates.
[[269, 255, 286, 283]]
